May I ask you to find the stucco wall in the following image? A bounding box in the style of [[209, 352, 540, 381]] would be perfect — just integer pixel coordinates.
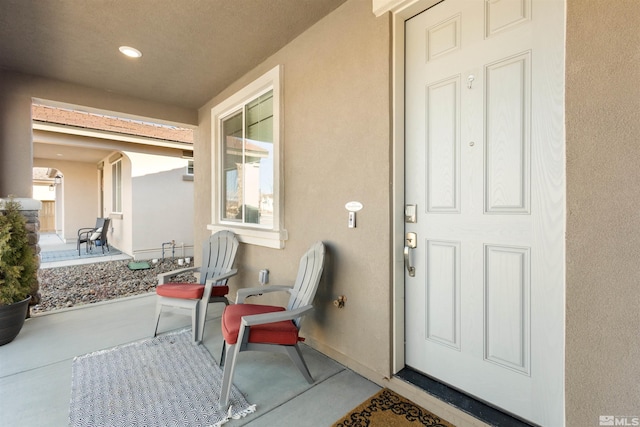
[[32, 158, 100, 241], [566, 0, 640, 425], [196, 0, 392, 376], [99, 153, 131, 255], [0, 80, 33, 197], [128, 152, 194, 260]]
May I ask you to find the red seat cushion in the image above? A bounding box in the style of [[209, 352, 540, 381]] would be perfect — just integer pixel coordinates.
[[211, 285, 229, 297], [156, 283, 204, 299], [222, 304, 299, 345], [156, 283, 229, 299]]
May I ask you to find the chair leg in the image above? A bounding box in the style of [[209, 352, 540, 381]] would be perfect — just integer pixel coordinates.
[[220, 341, 226, 367], [285, 344, 314, 384], [191, 304, 199, 342], [196, 300, 209, 343], [219, 342, 239, 409], [153, 301, 163, 337]]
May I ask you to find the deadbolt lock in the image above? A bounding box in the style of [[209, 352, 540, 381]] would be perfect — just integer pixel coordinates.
[[406, 232, 417, 249]]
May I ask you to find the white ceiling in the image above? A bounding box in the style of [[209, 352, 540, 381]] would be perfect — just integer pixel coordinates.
[[0, 0, 347, 110]]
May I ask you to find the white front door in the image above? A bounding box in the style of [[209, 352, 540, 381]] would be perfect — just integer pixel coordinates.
[[404, 1, 565, 425]]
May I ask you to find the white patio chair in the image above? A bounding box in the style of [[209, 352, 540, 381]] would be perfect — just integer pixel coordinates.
[[218, 241, 326, 408], [153, 230, 239, 342]]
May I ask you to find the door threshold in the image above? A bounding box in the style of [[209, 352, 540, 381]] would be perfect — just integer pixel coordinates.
[[397, 367, 537, 427]]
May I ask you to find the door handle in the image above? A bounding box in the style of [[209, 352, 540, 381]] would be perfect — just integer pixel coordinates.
[[404, 246, 415, 277], [404, 232, 417, 277]]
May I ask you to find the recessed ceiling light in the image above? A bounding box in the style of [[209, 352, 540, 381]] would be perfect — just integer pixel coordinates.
[[119, 46, 142, 58]]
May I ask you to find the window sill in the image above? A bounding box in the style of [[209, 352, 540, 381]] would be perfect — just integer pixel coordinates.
[[182, 174, 194, 181], [110, 213, 123, 219], [207, 224, 288, 249]]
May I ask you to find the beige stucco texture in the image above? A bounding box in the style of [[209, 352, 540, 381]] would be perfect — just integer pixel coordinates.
[[566, 0, 640, 425], [32, 158, 100, 241], [197, 0, 392, 378]]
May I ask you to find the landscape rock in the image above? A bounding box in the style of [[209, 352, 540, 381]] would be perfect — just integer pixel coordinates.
[[32, 259, 197, 315]]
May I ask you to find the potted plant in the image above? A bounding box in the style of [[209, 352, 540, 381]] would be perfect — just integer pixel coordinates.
[[0, 198, 37, 345]]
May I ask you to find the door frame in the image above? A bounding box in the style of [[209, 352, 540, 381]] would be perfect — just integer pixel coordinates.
[[389, 0, 442, 374]]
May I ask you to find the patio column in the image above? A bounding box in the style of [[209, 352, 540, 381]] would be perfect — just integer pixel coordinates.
[[0, 72, 41, 309], [0, 70, 34, 199]]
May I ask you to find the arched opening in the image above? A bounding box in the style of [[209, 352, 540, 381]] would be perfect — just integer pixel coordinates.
[[32, 167, 63, 235]]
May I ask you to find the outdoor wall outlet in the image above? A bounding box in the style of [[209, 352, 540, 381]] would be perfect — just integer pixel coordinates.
[[333, 295, 347, 308]]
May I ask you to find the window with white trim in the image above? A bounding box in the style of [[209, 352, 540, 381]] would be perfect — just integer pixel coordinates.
[[111, 159, 122, 213], [210, 66, 286, 248], [183, 160, 194, 181]]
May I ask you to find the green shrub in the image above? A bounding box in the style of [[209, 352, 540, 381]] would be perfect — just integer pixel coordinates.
[[0, 198, 37, 306]]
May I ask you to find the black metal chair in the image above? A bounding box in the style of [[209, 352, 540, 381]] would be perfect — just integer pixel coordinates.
[[77, 218, 104, 255], [90, 218, 110, 254], [77, 218, 110, 255]]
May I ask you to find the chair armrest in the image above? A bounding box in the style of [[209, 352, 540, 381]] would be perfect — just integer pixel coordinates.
[[204, 269, 238, 285], [241, 305, 314, 327], [77, 227, 95, 236], [77, 230, 93, 242], [200, 269, 238, 306], [157, 266, 201, 285], [236, 285, 295, 303], [77, 228, 95, 238]]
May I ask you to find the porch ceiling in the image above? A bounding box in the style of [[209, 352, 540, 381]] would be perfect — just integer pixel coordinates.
[[0, 0, 347, 110], [33, 141, 112, 164]]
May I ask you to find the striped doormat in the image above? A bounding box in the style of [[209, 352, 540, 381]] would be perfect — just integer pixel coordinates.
[[69, 329, 256, 426], [333, 388, 455, 427]]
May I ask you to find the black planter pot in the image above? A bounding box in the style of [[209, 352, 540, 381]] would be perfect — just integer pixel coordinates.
[[0, 296, 31, 346]]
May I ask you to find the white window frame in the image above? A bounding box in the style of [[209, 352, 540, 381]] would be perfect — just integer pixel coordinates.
[[209, 65, 287, 249], [111, 158, 122, 214], [183, 160, 194, 181]]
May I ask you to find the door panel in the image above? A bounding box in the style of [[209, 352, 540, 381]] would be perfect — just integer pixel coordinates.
[[485, 0, 531, 37], [426, 240, 460, 349], [426, 77, 460, 213], [404, 1, 564, 425], [484, 244, 530, 374], [485, 52, 530, 213]]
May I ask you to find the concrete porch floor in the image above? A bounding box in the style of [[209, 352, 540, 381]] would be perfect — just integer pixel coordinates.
[[0, 294, 381, 426]]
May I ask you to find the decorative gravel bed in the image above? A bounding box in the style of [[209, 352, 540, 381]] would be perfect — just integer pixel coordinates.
[[32, 259, 197, 315]]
